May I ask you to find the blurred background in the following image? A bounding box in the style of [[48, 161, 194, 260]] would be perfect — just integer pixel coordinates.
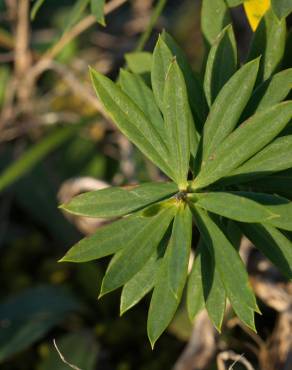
[[0, 1, 291, 369]]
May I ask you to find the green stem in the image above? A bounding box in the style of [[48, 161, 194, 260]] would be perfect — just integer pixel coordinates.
[[135, 0, 167, 52]]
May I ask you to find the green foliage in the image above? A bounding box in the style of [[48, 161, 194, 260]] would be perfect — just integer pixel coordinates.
[[0, 286, 80, 362], [271, 0, 292, 19], [0, 126, 81, 192], [61, 5, 292, 347], [247, 8, 286, 82]]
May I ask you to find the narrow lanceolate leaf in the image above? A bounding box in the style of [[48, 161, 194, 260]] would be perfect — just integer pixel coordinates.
[[272, 0, 292, 19], [147, 255, 178, 348], [191, 207, 258, 318], [147, 206, 191, 347], [239, 223, 292, 279], [162, 31, 208, 130], [193, 102, 292, 190], [242, 68, 292, 120], [227, 135, 292, 182], [248, 8, 286, 82], [187, 240, 205, 321], [90, 0, 105, 25], [61, 182, 178, 218], [194, 191, 292, 232], [201, 243, 226, 331], [120, 234, 168, 315], [201, 58, 260, 162], [237, 192, 292, 232], [90, 68, 174, 180], [204, 25, 237, 107], [164, 60, 192, 189], [201, 0, 231, 47], [119, 69, 165, 141], [167, 204, 192, 298], [60, 214, 150, 263], [190, 192, 279, 224], [100, 203, 176, 296], [151, 36, 173, 112]]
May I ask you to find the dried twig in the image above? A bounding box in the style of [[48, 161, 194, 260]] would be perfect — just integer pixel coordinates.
[[217, 351, 255, 370], [53, 339, 83, 370]]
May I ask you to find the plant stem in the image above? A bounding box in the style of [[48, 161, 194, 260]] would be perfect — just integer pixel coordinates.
[[135, 0, 167, 52]]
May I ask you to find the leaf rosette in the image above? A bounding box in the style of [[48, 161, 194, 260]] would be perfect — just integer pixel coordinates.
[[61, 19, 292, 346]]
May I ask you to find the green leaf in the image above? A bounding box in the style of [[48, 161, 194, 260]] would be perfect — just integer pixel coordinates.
[[91, 0, 105, 25], [119, 69, 166, 140], [191, 191, 279, 223], [204, 25, 237, 107], [164, 60, 192, 188], [161, 31, 208, 131], [135, 0, 167, 52], [187, 240, 205, 321], [201, 0, 231, 47], [120, 235, 168, 315], [151, 36, 173, 112], [242, 68, 292, 120], [193, 102, 292, 189], [60, 214, 151, 263], [239, 223, 292, 279], [90, 68, 175, 181], [167, 204, 192, 298], [235, 192, 292, 232], [0, 286, 80, 363], [100, 203, 176, 296], [272, 0, 292, 19], [31, 0, 46, 20], [0, 126, 79, 193], [62, 182, 178, 218], [201, 58, 259, 162], [191, 207, 258, 319], [147, 204, 191, 346], [248, 8, 286, 82], [39, 331, 98, 370], [192, 191, 292, 231], [125, 52, 152, 74], [63, 0, 90, 34], [227, 135, 292, 182], [201, 242, 226, 331]]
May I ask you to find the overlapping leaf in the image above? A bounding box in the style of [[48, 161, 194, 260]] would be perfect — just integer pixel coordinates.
[[204, 25, 237, 107], [193, 102, 292, 189], [100, 203, 176, 296], [191, 206, 258, 330], [248, 8, 286, 82], [147, 204, 192, 347], [90, 68, 175, 180], [201, 58, 259, 162]]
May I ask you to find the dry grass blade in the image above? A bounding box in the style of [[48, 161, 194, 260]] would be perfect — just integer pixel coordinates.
[[53, 339, 83, 370], [217, 351, 255, 370]]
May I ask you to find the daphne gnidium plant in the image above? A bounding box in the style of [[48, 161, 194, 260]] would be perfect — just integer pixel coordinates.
[[60, 3, 292, 347]]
